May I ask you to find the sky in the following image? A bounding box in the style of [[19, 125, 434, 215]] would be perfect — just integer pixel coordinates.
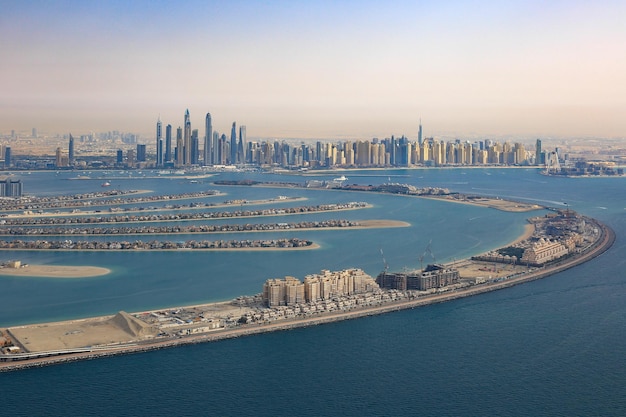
[[1, 0, 625, 140]]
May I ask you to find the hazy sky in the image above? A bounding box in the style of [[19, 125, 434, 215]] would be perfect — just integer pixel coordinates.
[[2, 0, 625, 140]]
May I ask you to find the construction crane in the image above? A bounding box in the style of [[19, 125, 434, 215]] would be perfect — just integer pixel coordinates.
[[419, 240, 436, 271], [379, 248, 389, 274]]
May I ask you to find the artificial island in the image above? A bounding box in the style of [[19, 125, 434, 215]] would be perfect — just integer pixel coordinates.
[[0, 182, 615, 372]]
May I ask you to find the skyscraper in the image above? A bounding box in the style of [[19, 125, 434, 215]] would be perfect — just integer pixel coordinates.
[[230, 122, 237, 164], [156, 117, 163, 167], [55, 147, 64, 167], [212, 131, 221, 165], [220, 133, 227, 165], [238, 125, 247, 164], [4, 146, 10, 168], [191, 129, 199, 165], [204, 113, 212, 166], [184, 109, 191, 166], [418, 119, 423, 146], [165, 124, 172, 164], [176, 126, 183, 167], [536, 139, 543, 166], [137, 144, 147, 162], [68, 133, 74, 165]]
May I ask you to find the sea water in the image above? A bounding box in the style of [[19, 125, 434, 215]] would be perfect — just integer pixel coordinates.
[[2, 168, 625, 416]]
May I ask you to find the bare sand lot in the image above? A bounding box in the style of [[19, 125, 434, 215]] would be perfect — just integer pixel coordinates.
[[454, 260, 531, 279], [357, 220, 409, 228], [0, 265, 111, 278], [7, 312, 158, 351], [423, 195, 543, 212]]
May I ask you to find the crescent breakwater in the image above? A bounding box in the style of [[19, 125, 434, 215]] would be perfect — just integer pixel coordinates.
[[0, 211, 614, 372], [213, 180, 544, 212]]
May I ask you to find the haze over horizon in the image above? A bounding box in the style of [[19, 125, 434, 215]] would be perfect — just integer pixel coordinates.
[[2, 0, 625, 140]]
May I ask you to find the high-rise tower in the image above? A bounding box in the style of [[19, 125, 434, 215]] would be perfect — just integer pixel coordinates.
[[4, 146, 11, 168], [213, 131, 221, 165], [68, 134, 74, 165], [191, 129, 199, 165], [204, 113, 212, 166], [230, 122, 237, 164], [238, 125, 247, 164], [184, 109, 191, 166], [156, 117, 163, 167], [418, 119, 423, 146], [176, 126, 183, 167], [165, 124, 172, 164], [536, 139, 543, 166]]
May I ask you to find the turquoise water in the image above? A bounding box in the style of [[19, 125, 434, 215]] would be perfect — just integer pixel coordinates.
[[2, 168, 625, 416]]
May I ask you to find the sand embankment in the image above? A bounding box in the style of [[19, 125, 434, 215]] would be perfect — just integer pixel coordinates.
[[0, 265, 111, 278], [420, 195, 543, 212]]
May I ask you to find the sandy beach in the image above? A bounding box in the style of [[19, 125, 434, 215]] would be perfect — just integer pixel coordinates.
[[0, 265, 111, 278], [506, 223, 535, 246]]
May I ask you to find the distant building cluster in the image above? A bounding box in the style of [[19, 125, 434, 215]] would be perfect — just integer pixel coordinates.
[[150, 112, 540, 169], [376, 264, 460, 292], [1, 119, 574, 170], [0, 178, 22, 197], [154, 113, 536, 169], [262, 268, 379, 307], [550, 160, 624, 176], [154, 110, 247, 169]]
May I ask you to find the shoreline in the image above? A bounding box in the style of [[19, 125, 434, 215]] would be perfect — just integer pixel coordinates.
[[0, 216, 614, 372], [505, 223, 535, 247]]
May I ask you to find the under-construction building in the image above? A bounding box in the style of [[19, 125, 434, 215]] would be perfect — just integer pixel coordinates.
[[376, 264, 459, 291]]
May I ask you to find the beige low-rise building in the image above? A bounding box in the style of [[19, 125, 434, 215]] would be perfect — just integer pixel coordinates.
[[263, 269, 379, 307], [521, 238, 569, 265]]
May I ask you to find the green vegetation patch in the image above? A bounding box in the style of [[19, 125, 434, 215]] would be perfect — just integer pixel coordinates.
[[497, 246, 524, 259]]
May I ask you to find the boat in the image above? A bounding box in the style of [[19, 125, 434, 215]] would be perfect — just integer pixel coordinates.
[[333, 175, 348, 182], [101, 182, 111, 187]]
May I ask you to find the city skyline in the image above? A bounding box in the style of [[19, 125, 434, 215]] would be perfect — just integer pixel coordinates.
[[2, 1, 626, 140]]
